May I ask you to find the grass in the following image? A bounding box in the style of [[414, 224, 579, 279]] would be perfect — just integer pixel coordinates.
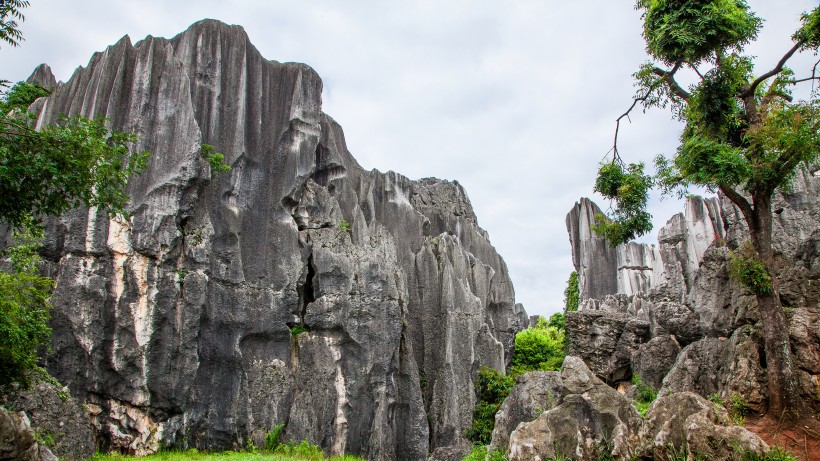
[[91, 448, 364, 461]]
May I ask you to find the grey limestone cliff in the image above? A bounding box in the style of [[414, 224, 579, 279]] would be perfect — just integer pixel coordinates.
[[23, 20, 527, 459], [564, 166, 820, 413]]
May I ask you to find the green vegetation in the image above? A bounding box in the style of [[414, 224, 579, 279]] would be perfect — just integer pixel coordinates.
[[597, 0, 820, 416], [563, 271, 579, 312], [0, 225, 52, 390], [265, 424, 285, 451], [337, 219, 351, 233], [91, 448, 364, 461], [289, 325, 310, 337], [729, 241, 773, 295], [461, 444, 506, 461], [509, 313, 566, 375], [630, 374, 658, 417], [200, 144, 231, 179], [464, 366, 515, 444], [0, 0, 27, 49]]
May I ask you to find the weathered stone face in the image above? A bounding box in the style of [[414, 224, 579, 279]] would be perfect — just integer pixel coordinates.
[[26, 20, 527, 458], [564, 165, 820, 414]]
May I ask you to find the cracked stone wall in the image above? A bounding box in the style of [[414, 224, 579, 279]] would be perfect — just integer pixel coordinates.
[[24, 20, 527, 459]]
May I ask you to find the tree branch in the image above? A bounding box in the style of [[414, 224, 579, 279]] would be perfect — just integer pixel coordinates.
[[744, 41, 803, 97], [719, 184, 754, 225], [652, 64, 691, 101], [611, 63, 689, 163], [612, 85, 661, 164]]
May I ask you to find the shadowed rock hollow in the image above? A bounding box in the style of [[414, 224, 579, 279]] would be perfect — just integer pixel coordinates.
[[26, 19, 527, 459]]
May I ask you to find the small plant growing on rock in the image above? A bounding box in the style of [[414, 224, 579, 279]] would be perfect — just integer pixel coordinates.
[[728, 241, 773, 295], [337, 219, 351, 233], [265, 423, 285, 451], [289, 324, 310, 337], [465, 366, 515, 444], [200, 144, 231, 179], [631, 374, 657, 417]]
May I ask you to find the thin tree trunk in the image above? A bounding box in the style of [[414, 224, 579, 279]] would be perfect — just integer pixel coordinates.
[[749, 194, 801, 417]]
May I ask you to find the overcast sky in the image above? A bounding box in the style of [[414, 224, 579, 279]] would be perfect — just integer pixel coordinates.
[[3, 1, 818, 317]]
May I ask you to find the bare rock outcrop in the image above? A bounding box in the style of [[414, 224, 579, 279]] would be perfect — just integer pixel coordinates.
[[639, 392, 768, 460], [1, 382, 96, 461], [488, 371, 563, 453], [493, 358, 772, 460], [0, 407, 57, 461], [21, 20, 527, 459], [507, 357, 642, 461], [565, 164, 820, 414]]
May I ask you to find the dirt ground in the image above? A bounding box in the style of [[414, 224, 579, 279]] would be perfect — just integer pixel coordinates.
[[744, 414, 820, 461]]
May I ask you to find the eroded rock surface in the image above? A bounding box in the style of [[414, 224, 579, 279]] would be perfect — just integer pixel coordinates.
[[25, 20, 527, 458], [497, 359, 774, 461], [565, 165, 820, 414], [0, 407, 57, 461], [1, 382, 95, 461]]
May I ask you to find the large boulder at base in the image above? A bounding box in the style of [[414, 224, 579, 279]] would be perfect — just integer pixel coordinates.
[[507, 357, 642, 461], [22, 19, 528, 458], [1, 381, 96, 460], [0, 407, 57, 461], [489, 371, 563, 453], [639, 392, 768, 460]]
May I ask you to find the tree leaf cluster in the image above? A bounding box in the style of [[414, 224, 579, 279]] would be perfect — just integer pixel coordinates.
[[0, 0, 28, 49], [0, 225, 52, 390], [592, 162, 653, 246], [638, 0, 761, 66], [465, 366, 515, 444]]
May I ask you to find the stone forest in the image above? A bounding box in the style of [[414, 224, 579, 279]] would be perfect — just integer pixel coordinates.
[[1, 3, 819, 461]]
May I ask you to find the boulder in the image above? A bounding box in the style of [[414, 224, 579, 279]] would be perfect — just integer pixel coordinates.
[[489, 371, 563, 453], [630, 335, 680, 391], [507, 357, 642, 461], [639, 392, 768, 460], [1, 381, 96, 460], [0, 407, 57, 461]]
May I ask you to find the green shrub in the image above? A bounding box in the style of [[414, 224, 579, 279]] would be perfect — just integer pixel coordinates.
[[511, 323, 565, 372], [465, 367, 515, 444], [461, 444, 506, 461], [564, 271, 579, 313], [264, 424, 285, 451], [290, 325, 310, 337], [631, 374, 657, 417], [274, 439, 324, 460], [200, 144, 231, 178], [729, 242, 772, 295], [0, 226, 53, 390]]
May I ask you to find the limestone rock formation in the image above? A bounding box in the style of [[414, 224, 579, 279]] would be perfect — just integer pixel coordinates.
[[507, 357, 643, 461], [494, 358, 771, 460], [488, 371, 563, 453], [1, 382, 96, 461], [565, 164, 820, 414], [0, 407, 57, 461], [639, 392, 768, 460], [22, 20, 527, 458]]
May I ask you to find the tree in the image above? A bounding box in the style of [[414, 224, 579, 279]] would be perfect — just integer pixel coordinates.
[[595, 1, 820, 417], [0, 3, 151, 389], [0, 0, 28, 49]]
